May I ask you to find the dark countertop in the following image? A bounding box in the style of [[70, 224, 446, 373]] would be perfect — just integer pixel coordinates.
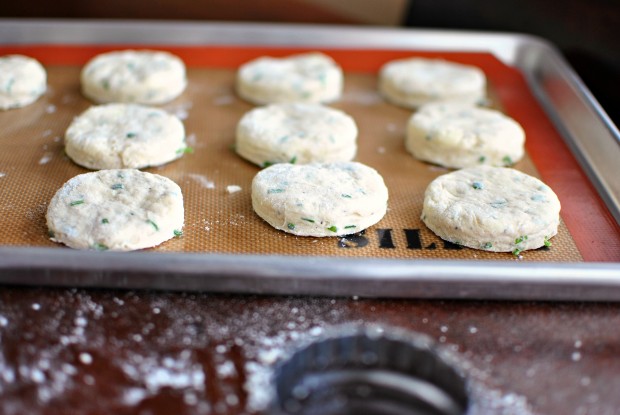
[[2, 287, 620, 414]]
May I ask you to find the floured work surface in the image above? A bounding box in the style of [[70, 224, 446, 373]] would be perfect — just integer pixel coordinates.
[[0, 58, 589, 263]]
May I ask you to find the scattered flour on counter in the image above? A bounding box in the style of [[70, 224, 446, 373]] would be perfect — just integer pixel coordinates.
[[138, 355, 204, 392], [188, 173, 215, 189], [226, 393, 239, 406], [308, 326, 323, 337], [117, 352, 207, 409], [244, 361, 276, 412], [467, 389, 534, 415], [0, 291, 541, 415], [78, 353, 92, 365], [217, 361, 236, 378], [74, 317, 87, 327], [123, 388, 147, 405], [45, 105, 57, 114], [0, 173, 5, 178]]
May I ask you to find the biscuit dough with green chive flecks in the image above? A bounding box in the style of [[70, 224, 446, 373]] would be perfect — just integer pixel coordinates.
[[252, 162, 388, 237], [80, 50, 187, 104], [46, 169, 184, 251], [236, 52, 343, 105], [0, 55, 46, 110], [406, 103, 525, 169], [421, 166, 560, 253], [236, 102, 357, 167], [379, 57, 486, 109], [65, 103, 187, 170]]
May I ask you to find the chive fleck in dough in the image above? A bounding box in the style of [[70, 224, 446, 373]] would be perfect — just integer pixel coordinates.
[[422, 166, 560, 253], [252, 162, 388, 237], [65, 103, 187, 170], [406, 103, 525, 168], [46, 169, 184, 251], [236, 102, 357, 167], [236, 52, 343, 105], [0, 55, 46, 110], [379, 58, 486, 109], [81, 50, 187, 104]]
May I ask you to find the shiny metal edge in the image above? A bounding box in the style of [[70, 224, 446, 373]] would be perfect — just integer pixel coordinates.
[[514, 42, 620, 225], [1, 247, 620, 301], [0, 20, 618, 299], [0, 19, 526, 62]]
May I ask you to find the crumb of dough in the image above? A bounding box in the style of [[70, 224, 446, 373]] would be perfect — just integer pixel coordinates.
[[226, 185, 242, 194]]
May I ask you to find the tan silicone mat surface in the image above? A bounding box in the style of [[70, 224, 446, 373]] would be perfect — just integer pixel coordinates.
[[0, 63, 582, 262]]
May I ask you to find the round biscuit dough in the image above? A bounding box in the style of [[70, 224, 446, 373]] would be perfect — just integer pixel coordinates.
[[421, 166, 560, 253], [0, 55, 46, 110], [81, 50, 187, 104], [406, 103, 525, 168], [65, 103, 187, 170], [379, 58, 486, 109], [46, 169, 184, 251], [236, 102, 357, 167], [252, 162, 388, 237], [236, 52, 343, 105]]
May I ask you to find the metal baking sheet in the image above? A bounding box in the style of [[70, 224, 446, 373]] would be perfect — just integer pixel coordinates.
[[0, 19, 619, 300]]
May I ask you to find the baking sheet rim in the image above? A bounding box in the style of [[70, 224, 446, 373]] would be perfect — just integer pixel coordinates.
[[2, 247, 620, 300]]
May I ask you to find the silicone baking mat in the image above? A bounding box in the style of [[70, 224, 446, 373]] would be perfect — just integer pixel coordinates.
[[1, 45, 618, 262]]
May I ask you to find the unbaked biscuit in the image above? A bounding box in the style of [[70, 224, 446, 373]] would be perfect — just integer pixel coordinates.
[[81, 50, 187, 104], [421, 166, 560, 253], [64, 103, 187, 170], [236, 52, 343, 105], [46, 169, 184, 251], [379, 58, 486, 109], [236, 102, 357, 167], [406, 103, 525, 168], [0, 55, 46, 110], [252, 162, 388, 237]]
